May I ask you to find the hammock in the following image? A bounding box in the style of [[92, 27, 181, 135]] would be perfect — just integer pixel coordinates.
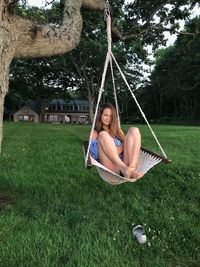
[[84, 0, 171, 185], [83, 141, 171, 185]]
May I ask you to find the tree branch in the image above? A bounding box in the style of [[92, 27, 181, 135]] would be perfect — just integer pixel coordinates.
[[149, 25, 197, 37], [13, 0, 83, 58], [111, 23, 197, 42], [9, 0, 106, 58], [176, 83, 200, 91], [81, 0, 104, 11], [144, 0, 171, 25], [70, 53, 84, 80]]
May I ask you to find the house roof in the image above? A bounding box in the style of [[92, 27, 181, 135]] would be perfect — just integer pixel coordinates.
[[14, 99, 89, 114], [49, 99, 67, 105], [74, 100, 89, 106], [46, 99, 89, 113], [14, 105, 39, 115], [26, 100, 40, 113], [49, 99, 89, 106]]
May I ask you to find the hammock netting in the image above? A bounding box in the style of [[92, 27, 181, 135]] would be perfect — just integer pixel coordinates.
[[83, 142, 171, 185]]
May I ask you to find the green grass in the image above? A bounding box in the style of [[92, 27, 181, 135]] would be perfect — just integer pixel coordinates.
[[0, 122, 199, 267]]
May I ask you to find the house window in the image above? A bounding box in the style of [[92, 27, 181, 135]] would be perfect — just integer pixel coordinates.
[[83, 105, 89, 111], [44, 115, 48, 122], [66, 105, 73, 111], [49, 115, 58, 122], [23, 115, 29, 121], [19, 115, 23, 122], [79, 116, 88, 124], [18, 115, 33, 122], [78, 105, 89, 111]]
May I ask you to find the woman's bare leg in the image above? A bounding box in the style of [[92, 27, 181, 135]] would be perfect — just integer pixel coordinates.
[[123, 127, 144, 179], [98, 131, 133, 178]]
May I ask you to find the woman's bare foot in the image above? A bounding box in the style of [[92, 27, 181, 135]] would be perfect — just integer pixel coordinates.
[[131, 169, 144, 179], [121, 166, 134, 178], [130, 162, 141, 172]]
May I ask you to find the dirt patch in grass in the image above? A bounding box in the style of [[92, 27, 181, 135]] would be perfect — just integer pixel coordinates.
[[0, 193, 14, 212]]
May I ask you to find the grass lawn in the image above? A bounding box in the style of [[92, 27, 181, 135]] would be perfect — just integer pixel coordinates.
[[0, 122, 199, 267]]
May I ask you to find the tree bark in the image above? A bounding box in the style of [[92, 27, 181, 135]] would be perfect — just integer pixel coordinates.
[[182, 96, 190, 119], [159, 93, 163, 118], [13, 1, 83, 58], [190, 97, 199, 121], [88, 91, 94, 123], [0, 6, 16, 152], [173, 97, 178, 118], [0, 93, 6, 152], [82, 0, 104, 10]]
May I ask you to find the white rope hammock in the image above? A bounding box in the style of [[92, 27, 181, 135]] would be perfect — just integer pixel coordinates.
[[84, 0, 171, 185]]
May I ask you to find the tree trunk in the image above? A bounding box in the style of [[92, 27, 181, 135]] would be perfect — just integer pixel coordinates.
[[159, 93, 163, 118], [190, 97, 198, 121], [0, 93, 6, 152], [0, 14, 15, 152], [153, 93, 159, 119], [182, 96, 190, 119], [173, 97, 178, 117], [88, 92, 94, 123]]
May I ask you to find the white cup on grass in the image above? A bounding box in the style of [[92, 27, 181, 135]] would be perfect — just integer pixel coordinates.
[[133, 225, 147, 244]]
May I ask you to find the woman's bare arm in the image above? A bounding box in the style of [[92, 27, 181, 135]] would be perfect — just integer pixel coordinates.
[[91, 130, 98, 140]]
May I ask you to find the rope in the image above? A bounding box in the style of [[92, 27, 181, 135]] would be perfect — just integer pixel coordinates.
[[111, 52, 167, 158], [105, 2, 120, 125], [110, 55, 121, 127], [85, 52, 110, 165], [85, 2, 113, 164], [104, 0, 110, 20]]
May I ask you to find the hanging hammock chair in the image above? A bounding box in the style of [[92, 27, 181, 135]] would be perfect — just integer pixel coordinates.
[[84, 0, 171, 185]]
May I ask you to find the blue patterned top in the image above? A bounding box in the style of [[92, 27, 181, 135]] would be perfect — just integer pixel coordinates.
[[113, 137, 122, 147], [89, 137, 123, 161]]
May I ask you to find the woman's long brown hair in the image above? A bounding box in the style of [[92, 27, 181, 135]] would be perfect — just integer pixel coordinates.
[[95, 103, 125, 142]]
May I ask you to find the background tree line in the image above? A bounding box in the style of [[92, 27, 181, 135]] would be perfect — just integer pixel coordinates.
[[139, 17, 200, 122]]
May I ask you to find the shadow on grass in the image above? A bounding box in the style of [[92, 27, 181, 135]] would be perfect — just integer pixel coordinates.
[[0, 193, 16, 212]]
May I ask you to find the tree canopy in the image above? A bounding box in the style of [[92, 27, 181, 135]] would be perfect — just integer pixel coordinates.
[[140, 17, 200, 121]]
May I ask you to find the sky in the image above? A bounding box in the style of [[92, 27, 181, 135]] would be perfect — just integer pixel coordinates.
[[27, 0, 47, 7]]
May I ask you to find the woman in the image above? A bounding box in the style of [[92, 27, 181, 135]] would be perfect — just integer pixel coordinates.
[[90, 103, 144, 179]]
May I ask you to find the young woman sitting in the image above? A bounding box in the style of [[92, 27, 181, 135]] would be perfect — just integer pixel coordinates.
[[89, 103, 144, 179]]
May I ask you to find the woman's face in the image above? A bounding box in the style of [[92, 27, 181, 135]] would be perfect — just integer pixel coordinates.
[[101, 108, 112, 127]]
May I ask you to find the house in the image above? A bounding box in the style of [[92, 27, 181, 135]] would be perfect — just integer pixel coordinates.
[[13, 99, 89, 124], [43, 99, 89, 124], [13, 105, 40, 123]]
